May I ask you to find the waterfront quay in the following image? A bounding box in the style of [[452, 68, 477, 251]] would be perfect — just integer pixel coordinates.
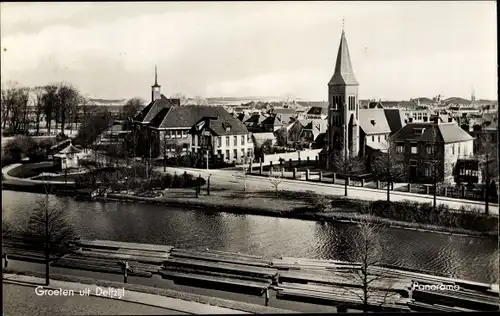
[[3, 238, 499, 313]]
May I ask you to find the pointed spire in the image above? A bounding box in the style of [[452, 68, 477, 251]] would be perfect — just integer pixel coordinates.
[[152, 65, 161, 87], [329, 28, 358, 86]]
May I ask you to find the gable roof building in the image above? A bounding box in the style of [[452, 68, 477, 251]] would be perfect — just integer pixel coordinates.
[[358, 109, 392, 135], [392, 121, 474, 144]]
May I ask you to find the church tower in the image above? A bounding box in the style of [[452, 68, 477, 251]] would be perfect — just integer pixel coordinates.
[[151, 66, 161, 103], [471, 86, 476, 102], [327, 27, 360, 162]]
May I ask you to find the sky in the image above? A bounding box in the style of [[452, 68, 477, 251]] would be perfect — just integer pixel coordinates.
[[0, 1, 497, 102]]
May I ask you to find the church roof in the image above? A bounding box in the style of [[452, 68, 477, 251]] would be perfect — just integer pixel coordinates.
[[328, 30, 358, 86]]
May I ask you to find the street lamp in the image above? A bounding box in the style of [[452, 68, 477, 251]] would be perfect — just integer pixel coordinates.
[[242, 167, 247, 191]]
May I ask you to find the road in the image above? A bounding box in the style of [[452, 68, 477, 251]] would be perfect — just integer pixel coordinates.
[[3, 259, 338, 314], [3, 283, 181, 316], [154, 166, 499, 215]]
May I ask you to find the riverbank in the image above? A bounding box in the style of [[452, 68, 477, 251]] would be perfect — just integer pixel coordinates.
[[3, 183, 497, 238], [96, 188, 497, 238]]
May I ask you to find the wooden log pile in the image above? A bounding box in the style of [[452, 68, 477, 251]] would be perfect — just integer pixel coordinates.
[[161, 248, 275, 294]]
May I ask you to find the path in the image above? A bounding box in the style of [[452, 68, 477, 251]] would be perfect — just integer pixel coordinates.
[[3, 274, 250, 315], [154, 166, 499, 215]]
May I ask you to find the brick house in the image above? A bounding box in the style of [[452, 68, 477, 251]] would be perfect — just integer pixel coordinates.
[[391, 118, 474, 184]]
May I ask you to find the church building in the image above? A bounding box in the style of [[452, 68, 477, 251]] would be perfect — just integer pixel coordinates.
[[324, 28, 399, 168]]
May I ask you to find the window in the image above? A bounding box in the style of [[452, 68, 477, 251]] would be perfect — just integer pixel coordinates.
[[233, 149, 238, 160], [417, 112, 422, 120], [426, 145, 433, 155], [226, 137, 230, 146], [166, 131, 171, 139], [372, 135, 375, 142], [233, 136, 237, 146], [396, 145, 404, 153], [192, 135, 196, 146], [241, 149, 245, 158], [384, 135, 387, 140], [424, 163, 432, 177], [225, 150, 230, 160], [452, 145, 455, 155], [377, 135, 381, 142], [411, 144, 418, 154], [241, 136, 245, 145], [182, 143, 188, 151], [217, 137, 221, 147], [247, 134, 251, 142], [247, 148, 252, 157], [182, 130, 187, 138]]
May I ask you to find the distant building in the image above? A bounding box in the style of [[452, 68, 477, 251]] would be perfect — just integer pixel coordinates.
[[306, 106, 328, 120]]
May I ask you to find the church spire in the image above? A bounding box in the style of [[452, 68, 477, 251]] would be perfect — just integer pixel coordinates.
[[152, 65, 161, 88], [328, 27, 358, 86]]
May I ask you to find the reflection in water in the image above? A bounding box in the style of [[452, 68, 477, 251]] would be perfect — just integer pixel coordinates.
[[2, 190, 498, 283]]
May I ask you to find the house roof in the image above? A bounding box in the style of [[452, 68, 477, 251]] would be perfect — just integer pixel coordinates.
[[262, 114, 294, 127], [358, 109, 392, 135], [411, 97, 434, 104], [329, 30, 358, 86], [383, 109, 406, 134], [252, 132, 276, 147], [133, 98, 180, 123], [58, 144, 82, 154], [151, 105, 232, 129], [297, 101, 329, 108], [303, 119, 328, 133], [307, 107, 328, 116], [272, 108, 297, 115], [443, 97, 471, 106], [392, 122, 474, 143], [369, 100, 421, 110], [237, 113, 251, 123], [245, 114, 266, 124], [192, 116, 249, 136]]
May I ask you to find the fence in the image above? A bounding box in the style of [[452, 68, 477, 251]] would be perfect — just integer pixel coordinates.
[[248, 164, 498, 206], [262, 149, 322, 165]]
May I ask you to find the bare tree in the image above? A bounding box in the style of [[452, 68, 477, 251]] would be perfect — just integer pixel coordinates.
[[24, 186, 77, 285], [42, 85, 58, 135], [268, 167, 283, 198], [332, 136, 366, 196], [426, 126, 454, 212], [33, 86, 46, 135], [194, 96, 208, 106], [339, 210, 401, 312], [57, 84, 80, 135], [474, 127, 498, 214], [370, 141, 406, 202], [171, 93, 189, 106], [120, 97, 145, 120]]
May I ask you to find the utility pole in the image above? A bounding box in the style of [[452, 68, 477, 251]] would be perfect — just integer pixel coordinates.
[[206, 150, 209, 170]]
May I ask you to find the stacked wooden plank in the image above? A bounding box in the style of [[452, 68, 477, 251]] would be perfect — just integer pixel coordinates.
[[278, 270, 411, 293], [272, 257, 361, 271], [74, 239, 174, 252], [275, 282, 411, 312], [51, 239, 173, 277], [161, 248, 275, 294]]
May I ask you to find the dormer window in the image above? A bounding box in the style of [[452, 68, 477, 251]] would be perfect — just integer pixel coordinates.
[[413, 128, 425, 135], [371, 120, 376, 126]]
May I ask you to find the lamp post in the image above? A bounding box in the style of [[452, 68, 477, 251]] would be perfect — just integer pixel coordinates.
[[242, 167, 247, 191], [207, 173, 212, 196]]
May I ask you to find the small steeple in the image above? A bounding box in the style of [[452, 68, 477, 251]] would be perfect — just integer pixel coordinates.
[[329, 26, 358, 86], [471, 86, 476, 102], [152, 65, 161, 88], [151, 66, 161, 102]]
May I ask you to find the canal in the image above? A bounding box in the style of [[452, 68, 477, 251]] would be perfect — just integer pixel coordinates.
[[2, 190, 498, 284]]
